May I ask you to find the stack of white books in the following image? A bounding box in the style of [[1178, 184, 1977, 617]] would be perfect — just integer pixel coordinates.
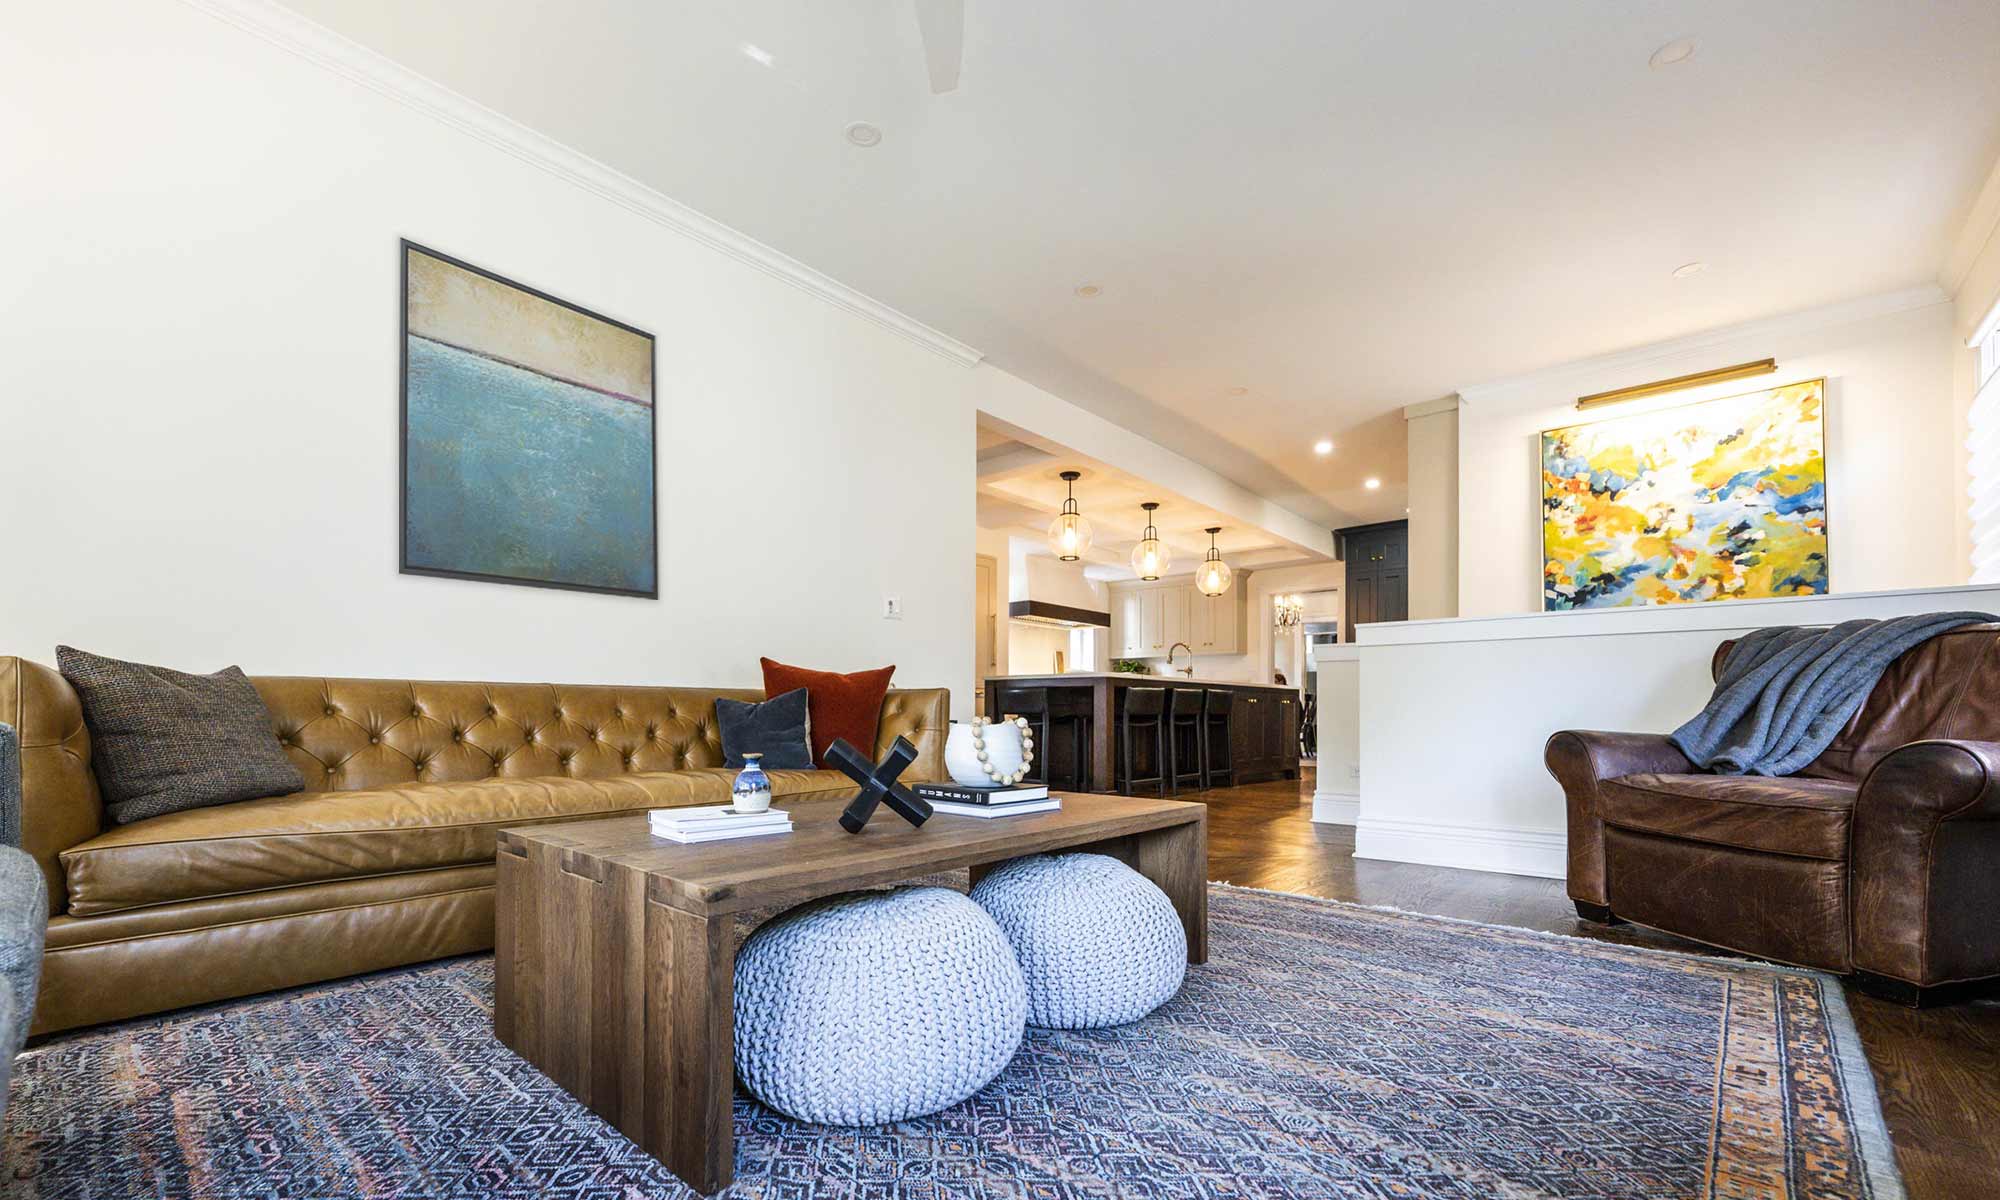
[[649, 804, 791, 844], [910, 781, 1061, 819]]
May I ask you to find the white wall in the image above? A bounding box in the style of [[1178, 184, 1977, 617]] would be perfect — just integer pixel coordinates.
[[1, 1, 980, 712], [1456, 290, 1962, 617], [1353, 584, 2000, 877], [975, 527, 1013, 690], [1404, 399, 1459, 620], [1005, 622, 1072, 675], [1950, 155, 2000, 579]]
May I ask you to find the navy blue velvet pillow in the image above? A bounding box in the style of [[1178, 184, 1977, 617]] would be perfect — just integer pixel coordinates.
[[717, 687, 815, 770]]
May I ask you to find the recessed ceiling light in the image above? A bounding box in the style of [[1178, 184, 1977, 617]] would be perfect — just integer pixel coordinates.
[[1313, 439, 1334, 455], [1672, 261, 1708, 279], [1227, 386, 1248, 396], [1364, 478, 1381, 490], [739, 42, 775, 68], [1074, 283, 1103, 299], [1649, 39, 1696, 69], [844, 121, 883, 148]]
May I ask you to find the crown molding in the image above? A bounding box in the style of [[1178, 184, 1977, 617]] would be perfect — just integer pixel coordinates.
[[1943, 151, 2000, 297], [1455, 284, 1950, 403], [1402, 394, 1460, 420], [177, 0, 986, 368]]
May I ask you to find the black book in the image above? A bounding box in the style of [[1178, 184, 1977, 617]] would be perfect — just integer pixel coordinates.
[[911, 782, 1051, 805]]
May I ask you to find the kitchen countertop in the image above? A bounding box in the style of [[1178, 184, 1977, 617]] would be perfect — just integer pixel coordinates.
[[985, 672, 1296, 689]]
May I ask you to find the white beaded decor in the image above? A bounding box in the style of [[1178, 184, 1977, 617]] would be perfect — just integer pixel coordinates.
[[733, 887, 1028, 1125], [970, 853, 1188, 1029], [943, 716, 1034, 787]]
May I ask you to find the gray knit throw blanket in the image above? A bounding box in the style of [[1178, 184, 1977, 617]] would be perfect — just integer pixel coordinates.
[[1669, 611, 1997, 776]]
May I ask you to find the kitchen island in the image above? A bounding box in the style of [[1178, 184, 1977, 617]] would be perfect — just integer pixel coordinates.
[[985, 672, 1301, 793]]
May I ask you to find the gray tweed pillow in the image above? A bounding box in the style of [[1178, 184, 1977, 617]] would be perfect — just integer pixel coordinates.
[[56, 646, 304, 825], [716, 687, 815, 770]]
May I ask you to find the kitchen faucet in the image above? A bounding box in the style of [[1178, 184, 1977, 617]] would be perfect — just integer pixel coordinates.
[[1167, 642, 1195, 677]]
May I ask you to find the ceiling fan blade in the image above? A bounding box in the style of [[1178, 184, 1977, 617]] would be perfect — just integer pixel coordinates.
[[912, 0, 964, 94]]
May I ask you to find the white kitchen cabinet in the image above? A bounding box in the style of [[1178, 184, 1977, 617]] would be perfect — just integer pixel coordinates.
[[1110, 578, 1241, 656], [1187, 589, 1216, 650], [1139, 588, 1164, 652], [1112, 587, 1147, 657], [1161, 586, 1189, 651]]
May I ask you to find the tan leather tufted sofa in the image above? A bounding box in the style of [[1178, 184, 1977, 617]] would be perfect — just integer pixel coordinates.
[[0, 656, 948, 1034]]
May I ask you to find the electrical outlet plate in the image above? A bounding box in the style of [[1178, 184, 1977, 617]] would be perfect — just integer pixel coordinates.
[[883, 595, 903, 620]]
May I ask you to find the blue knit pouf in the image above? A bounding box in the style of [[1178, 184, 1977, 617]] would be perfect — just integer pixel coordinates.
[[971, 853, 1187, 1029], [733, 886, 1027, 1126]]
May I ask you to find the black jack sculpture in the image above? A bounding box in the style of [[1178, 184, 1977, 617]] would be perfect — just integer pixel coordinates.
[[827, 736, 933, 833]]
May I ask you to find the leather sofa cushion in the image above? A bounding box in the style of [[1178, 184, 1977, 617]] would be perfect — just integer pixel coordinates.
[[1600, 773, 1856, 861], [60, 767, 856, 916]]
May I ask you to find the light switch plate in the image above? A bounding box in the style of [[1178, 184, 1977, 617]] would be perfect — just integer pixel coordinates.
[[883, 595, 904, 620]]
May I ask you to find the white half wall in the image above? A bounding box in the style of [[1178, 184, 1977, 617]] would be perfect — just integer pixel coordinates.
[[2, 1, 985, 709], [1354, 583, 2000, 878], [1456, 289, 1962, 618], [1312, 646, 1359, 825]]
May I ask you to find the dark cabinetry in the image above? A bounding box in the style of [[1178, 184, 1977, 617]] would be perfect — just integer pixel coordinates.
[[1336, 519, 1409, 637], [1231, 689, 1301, 782]]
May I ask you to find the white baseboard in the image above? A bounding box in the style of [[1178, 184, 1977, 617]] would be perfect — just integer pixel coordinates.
[[1353, 815, 1566, 879], [1311, 791, 1359, 825]]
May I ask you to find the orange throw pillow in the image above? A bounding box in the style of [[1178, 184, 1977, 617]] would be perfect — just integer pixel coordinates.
[[759, 658, 896, 769]]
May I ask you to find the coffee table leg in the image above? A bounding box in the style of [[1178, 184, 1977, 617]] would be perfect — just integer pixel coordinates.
[[644, 899, 736, 1194], [1130, 818, 1208, 964]]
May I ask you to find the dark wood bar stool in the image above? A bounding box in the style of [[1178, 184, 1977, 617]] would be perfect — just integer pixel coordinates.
[[1115, 686, 1168, 797], [1000, 687, 1053, 787], [1046, 688, 1094, 792], [1166, 689, 1205, 794], [1002, 686, 1093, 791], [1201, 688, 1236, 789]]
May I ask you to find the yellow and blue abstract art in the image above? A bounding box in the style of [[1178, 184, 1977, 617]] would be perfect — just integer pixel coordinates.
[[400, 243, 656, 597], [1541, 379, 1827, 610]]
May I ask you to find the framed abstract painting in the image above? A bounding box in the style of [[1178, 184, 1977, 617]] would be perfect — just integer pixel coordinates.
[[400, 241, 657, 598], [1540, 378, 1828, 611]]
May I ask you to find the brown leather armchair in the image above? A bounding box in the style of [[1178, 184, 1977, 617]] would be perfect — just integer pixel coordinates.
[[1546, 623, 2000, 1006]]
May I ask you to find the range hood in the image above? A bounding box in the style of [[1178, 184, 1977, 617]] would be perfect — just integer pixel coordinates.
[[1008, 599, 1111, 629]]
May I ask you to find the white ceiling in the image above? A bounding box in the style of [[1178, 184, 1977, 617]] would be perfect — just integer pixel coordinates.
[[285, 0, 2000, 529], [976, 416, 1318, 580]]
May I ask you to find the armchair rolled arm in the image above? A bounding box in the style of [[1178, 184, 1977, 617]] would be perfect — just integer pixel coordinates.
[[1544, 731, 1694, 906], [1852, 739, 2000, 987]]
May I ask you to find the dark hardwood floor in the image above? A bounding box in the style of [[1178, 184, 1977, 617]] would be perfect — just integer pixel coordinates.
[[1197, 767, 2000, 1200]]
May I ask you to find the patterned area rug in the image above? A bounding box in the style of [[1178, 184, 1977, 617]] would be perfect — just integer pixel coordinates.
[[2, 886, 1901, 1199]]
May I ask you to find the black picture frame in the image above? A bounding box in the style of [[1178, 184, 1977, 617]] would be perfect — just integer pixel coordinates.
[[398, 239, 659, 599]]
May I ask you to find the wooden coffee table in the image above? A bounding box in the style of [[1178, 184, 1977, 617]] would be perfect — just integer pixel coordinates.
[[493, 792, 1206, 1194]]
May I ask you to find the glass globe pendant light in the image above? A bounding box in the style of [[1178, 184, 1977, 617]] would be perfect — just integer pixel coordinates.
[[1045, 470, 1092, 561], [1130, 501, 1170, 580], [1195, 526, 1233, 596]]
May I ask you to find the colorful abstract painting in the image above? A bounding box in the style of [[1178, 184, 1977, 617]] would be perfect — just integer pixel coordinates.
[[401, 242, 656, 597], [1541, 379, 1827, 610]]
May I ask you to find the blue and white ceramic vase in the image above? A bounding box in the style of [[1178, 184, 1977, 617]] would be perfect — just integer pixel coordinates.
[[732, 753, 773, 814]]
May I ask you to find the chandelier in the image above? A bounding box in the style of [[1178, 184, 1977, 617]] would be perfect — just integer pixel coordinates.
[[1130, 501, 1170, 580], [1274, 593, 1305, 627], [1045, 470, 1092, 561], [1195, 527, 1232, 596]]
